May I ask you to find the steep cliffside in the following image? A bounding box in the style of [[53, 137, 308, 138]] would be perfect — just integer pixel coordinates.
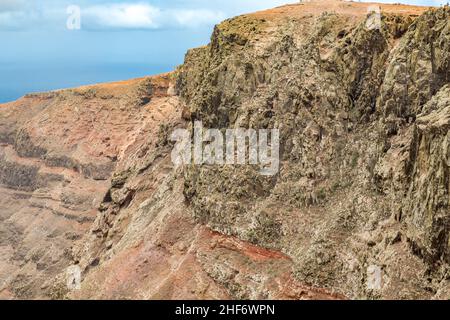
[[176, 1, 449, 299], [0, 1, 448, 300]]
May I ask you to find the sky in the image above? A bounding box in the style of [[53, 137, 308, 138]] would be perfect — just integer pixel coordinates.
[[0, 0, 446, 103]]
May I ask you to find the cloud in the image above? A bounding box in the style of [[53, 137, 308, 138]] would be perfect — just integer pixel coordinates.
[[0, 1, 225, 31], [0, 1, 41, 30], [82, 3, 225, 30], [0, 0, 50, 30], [0, 0, 27, 12], [83, 3, 161, 29]]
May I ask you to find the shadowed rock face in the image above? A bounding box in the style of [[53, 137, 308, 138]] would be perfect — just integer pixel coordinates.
[[0, 1, 448, 300]]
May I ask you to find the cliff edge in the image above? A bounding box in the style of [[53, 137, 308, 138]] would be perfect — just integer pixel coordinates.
[[0, 1, 448, 299]]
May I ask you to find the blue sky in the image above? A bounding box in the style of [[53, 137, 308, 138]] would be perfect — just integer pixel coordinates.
[[0, 0, 446, 103]]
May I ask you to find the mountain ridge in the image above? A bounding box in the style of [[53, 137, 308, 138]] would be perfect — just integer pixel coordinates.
[[0, 1, 448, 299]]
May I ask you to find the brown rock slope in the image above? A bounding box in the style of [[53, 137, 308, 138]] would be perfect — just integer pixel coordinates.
[[0, 1, 448, 299], [0, 75, 179, 298]]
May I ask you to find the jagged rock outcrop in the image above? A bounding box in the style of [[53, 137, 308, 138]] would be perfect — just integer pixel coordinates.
[[0, 1, 448, 300]]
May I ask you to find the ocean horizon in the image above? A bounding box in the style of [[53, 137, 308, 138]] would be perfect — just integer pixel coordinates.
[[0, 62, 175, 104]]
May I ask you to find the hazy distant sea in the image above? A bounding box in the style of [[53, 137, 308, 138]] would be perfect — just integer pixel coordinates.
[[0, 62, 173, 103]]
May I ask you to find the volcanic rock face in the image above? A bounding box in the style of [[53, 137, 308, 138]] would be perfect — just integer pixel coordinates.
[[0, 76, 176, 298], [0, 1, 449, 299], [176, 1, 449, 299]]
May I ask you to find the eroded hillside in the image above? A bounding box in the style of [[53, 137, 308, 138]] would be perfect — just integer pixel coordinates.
[[0, 75, 179, 298], [0, 1, 448, 299]]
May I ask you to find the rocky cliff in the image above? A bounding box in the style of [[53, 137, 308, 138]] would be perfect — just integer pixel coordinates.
[[0, 1, 448, 299]]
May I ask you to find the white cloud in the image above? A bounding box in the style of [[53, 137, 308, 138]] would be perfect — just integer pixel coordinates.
[[0, 1, 225, 31], [83, 3, 161, 29], [82, 3, 225, 30], [0, 3, 41, 30], [0, 0, 27, 12]]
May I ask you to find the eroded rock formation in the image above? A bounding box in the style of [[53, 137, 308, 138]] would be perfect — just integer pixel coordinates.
[[0, 1, 448, 299]]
